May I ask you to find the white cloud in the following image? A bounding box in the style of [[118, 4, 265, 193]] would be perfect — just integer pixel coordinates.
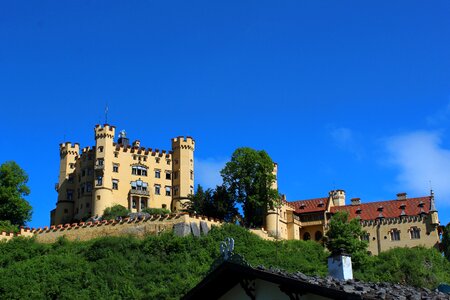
[[384, 131, 450, 208], [330, 127, 363, 160], [195, 157, 226, 189]]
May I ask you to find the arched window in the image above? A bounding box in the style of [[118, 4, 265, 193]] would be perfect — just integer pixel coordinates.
[[315, 231, 323, 241], [303, 232, 311, 241]]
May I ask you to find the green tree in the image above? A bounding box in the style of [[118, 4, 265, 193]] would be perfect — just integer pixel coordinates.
[[102, 204, 130, 220], [442, 222, 450, 261], [0, 161, 32, 226], [221, 147, 278, 227], [188, 184, 238, 222], [325, 211, 368, 265]]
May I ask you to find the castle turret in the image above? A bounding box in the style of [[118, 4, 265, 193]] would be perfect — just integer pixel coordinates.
[[171, 136, 195, 211], [429, 190, 439, 225], [52, 142, 80, 225], [92, 124, 116, 217]]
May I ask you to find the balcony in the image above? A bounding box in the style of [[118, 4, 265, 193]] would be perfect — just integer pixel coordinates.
[[130, 189, 150, 196]]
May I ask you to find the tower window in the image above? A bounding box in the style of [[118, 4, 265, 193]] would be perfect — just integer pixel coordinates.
[[112, 179, 118, 190], [166, 159, 170, 165], [96, 176, 103, 186], [165, 186, 171, 196], [98, 146, 103, 153], [155, 157, 160, 163], [190, 170, 193, 180], [97, 159, 104, 166], [155, 184, 161, 195], [114, 152, 118, 158], [165, 172, 171, 180], [155, 170, 161, 178], [66, 190, 73, 201], [113, 164, 119, 172]]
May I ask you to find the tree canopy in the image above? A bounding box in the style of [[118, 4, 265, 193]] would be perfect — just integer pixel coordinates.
[[0, 161, 32, 226], [442, 222, 450, 261], [188, 184, 238, 222], [220, 147, 278, 227], [325, 211, 368, 265]]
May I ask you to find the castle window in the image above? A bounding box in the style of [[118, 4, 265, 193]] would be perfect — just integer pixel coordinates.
[[303, 232, 311, 241], [114, 152, 118, 158], [68, 174, 74, 183], [390, 229, 401, 241], [143, 156, 147, 162], [190, 170, 194, 180], [362, 233, 370, 242], [410, 227, 421, 239], [132, 199, 136, 209], [155, 184, 161, 195], [133, 155, 137, 160], [69, 163, 75, 169], [165, 186, 171, 196], [162, 204, 167, 209], [166, 159, 170, 165], [82, 169, 86, 177], [315, 231, 323, 241], [112, 179, 118, 190], [140, 199, 146, 209], [132, 166, 147, 176], [190, 185, 194, 195], [131, 180, 147, 191], [156, 157, 160, 163], [113, 164, 119, 172], [97, 159, 104, 166], [98, 146, 103, 153], [97, 176, 103, 186], [155, 170, 161, 178], [86, 183, 92, 192], [66, 190, 73, 201], [166, 172, 171, 180]]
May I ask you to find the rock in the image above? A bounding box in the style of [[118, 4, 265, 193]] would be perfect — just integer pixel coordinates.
[[200, 221, 209, 235], [173, 223, 190, 237], [190, 222, 200, 237]]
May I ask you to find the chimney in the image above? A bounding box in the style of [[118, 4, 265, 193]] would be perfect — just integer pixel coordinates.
[[350, 198, 361, 206], [327, 249, 353, 281], [331, 190, 346, 207], [132, 140, 141, 148], [397, 192, 407, 201]]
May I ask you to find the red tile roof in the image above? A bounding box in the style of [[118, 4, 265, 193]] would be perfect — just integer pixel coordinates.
[[290, 197, 329, 214], [330, 196, 432, 220]]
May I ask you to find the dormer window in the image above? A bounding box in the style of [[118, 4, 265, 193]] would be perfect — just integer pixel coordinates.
[[418, 201, 425, 208], [356, 208, 362, 214], [318, 200, 324, 207]]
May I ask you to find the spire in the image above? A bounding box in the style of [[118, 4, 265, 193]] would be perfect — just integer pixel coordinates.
[[429, 189, 437, 212]]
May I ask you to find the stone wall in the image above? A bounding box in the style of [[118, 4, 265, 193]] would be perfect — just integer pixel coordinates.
[[0, 213, 224, 244]]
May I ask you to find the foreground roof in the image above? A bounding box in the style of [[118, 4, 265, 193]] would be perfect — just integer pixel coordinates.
[[183, 260, 449, 299]]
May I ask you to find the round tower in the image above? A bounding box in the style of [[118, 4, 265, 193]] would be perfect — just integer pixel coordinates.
[[53, 142, 80, 225], [171, 136, 195, 212], [92, 124, 116, 217]]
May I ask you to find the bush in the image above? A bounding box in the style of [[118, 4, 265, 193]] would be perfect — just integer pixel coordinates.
[[141, 208, 171, 215], [102, 205, 130, 220], [0, 220, 19, 233]]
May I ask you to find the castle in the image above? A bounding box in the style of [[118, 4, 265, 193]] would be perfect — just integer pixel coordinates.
[[51, 124, 195, 225], [264, 190, 441, 255]]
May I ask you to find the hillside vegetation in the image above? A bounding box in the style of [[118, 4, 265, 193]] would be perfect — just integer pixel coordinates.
[[0, 224, 449, 299]]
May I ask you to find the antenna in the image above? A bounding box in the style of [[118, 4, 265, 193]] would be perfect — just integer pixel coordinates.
[[105, 104, 109, 124]]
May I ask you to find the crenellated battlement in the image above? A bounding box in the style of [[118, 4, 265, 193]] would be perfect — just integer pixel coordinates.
[[172, 136, 195, 151], [59, 142, 80, 156], [95, 124, 116, 139]]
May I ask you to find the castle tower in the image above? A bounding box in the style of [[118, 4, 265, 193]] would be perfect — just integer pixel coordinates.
[[92, 124, 116, 217], [330, 189, 346, 207], [52, 142, 80, 225], [171, 136, 195, 211]]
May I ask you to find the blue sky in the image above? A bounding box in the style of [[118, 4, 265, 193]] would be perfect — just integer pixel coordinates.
[[1, 1, 449, 228]]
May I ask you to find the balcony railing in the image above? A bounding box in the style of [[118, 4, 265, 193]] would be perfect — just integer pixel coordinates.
[[130, 189, 150, 196]]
